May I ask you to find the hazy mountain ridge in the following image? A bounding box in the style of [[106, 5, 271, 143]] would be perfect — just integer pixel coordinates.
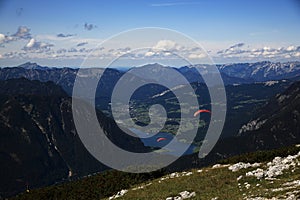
[[1, 61, 299, 96], [217, 61, 300, 81]]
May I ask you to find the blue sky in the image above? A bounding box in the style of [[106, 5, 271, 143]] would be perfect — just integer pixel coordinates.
[[0, 0, 300, 67]]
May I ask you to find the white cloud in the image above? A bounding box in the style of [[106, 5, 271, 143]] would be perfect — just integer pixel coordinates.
[[23, 38, 53, 53], [0, 33, 13, 46], [153, 40, 181, 51], [0, 34, 5, 43], [188, 53, 206, 59], [146, 40, 209, 60], [294, 52, 300, 57], [145, 51, 155, 57], [217, 42, 247, 56], [0, 26, 32, 47], [2, 51, 27, 59], [1, 25, 299, 64], [164, 52, 172, 56], [215, 43, 300, 61], [286, 45, 296, 51], [26, 38, 35, 48], [12, 26, 31, 39]]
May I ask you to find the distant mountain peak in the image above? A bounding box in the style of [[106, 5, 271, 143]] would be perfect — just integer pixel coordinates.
[[17, 62, 49, 70], [18, 61, 38, 67], [138, 63, 168, 68]]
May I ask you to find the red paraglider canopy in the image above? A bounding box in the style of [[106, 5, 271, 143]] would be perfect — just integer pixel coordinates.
[[156, 137, 167, 142], [193, 109, 211, 117]]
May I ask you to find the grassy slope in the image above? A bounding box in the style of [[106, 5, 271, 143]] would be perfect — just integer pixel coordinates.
[[115, 146, 300, 200], [10, 145, 300, 200], [117, 163, 300, 199]]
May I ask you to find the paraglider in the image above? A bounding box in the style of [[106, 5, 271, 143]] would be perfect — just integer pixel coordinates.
[[156, 137, 167, 142], [193, 109, 211, 117]]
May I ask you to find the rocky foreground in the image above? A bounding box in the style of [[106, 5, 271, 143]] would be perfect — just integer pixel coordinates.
[[108, 147, 300, 200]]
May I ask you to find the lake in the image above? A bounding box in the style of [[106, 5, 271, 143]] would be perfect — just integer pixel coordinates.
[[129, 128, 196, 156]]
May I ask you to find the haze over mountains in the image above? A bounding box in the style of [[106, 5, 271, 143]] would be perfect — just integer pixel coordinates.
[[1, 61, 300, 92], [0, 61, 300, 198]]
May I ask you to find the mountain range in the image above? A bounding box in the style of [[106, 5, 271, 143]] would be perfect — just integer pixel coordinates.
[[1, 61, 300, 198], [1, 61, 300, 95], [217, 61, 300, 81]]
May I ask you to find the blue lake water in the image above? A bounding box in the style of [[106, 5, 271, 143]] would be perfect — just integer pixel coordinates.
[[129, 128, 196, 156]]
